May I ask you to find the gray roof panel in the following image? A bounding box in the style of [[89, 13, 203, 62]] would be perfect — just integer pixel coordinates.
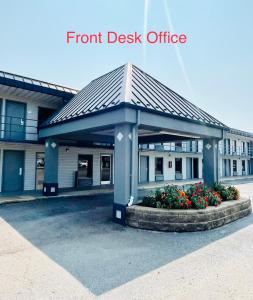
[[44, 63, 227, 128]]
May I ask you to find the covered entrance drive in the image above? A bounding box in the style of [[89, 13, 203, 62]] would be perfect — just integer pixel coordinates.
[[39, 63, 227, 224]]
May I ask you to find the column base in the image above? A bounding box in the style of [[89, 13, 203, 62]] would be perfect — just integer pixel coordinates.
[[113, 203, 127, 225], [43, 183, 58, 196]]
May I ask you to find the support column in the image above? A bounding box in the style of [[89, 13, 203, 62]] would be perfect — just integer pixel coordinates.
[[113, 124, 138, 224], [43, 138, 59, 196], [203, 138, 219, 186]]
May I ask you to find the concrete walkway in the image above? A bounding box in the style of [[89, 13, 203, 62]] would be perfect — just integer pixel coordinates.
[[1, 176, 253, 205]]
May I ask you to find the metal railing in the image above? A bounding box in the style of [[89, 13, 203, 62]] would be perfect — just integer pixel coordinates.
[[0, 70, 78, 95], [139, 143, 202, 153], [220, 145, 253, 156], [0, 115, 38, 141], [139, 143, 253, 157]]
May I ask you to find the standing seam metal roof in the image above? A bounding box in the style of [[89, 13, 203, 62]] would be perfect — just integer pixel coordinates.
[[44, 63, 226, 128]]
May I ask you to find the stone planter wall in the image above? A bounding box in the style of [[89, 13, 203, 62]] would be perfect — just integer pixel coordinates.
[[126, 198, 252, 232]]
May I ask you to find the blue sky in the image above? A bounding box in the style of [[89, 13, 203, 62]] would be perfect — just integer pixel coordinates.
[[0, 0, 252, 131]]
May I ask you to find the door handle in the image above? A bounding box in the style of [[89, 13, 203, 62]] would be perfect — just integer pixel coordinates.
[[19, 168, 23, 176]]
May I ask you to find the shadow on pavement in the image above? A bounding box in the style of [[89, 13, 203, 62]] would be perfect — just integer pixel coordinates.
[[0, 194, 252, 295]]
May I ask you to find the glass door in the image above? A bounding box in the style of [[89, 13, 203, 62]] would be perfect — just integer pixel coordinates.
[[36, 152, 45, 190], [101, 155, 111, 185]]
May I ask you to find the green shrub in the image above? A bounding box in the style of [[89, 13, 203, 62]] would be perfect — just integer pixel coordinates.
[[142, 195, 156, 207], [207, 191, 222, 206], [213, 182, 240, 201], [227, 186, 240, 200]]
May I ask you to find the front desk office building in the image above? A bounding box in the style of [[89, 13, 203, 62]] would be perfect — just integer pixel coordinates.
[[0, 63, 252, 223]]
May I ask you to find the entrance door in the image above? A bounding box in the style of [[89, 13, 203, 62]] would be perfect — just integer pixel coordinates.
[[175, 158, 182, 180], [101, 155, 112, 184], [5, 100, 26, 140], [36, 152, 45, 190], [186, 157, 192, 179], [140, 156, 149, 183], [2, 150, 24, 192], [193, 158, 199, 178]]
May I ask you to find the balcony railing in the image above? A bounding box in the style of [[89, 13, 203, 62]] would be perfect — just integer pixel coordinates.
[[140, 143, 202, 153], [140, 143, 253, 157], [0, 115, 38, 142], [220, 145, 253, 156]]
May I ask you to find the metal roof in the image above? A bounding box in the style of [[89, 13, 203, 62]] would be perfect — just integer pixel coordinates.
[[0, 70, 78, 100], [43, 63, 227, 128]]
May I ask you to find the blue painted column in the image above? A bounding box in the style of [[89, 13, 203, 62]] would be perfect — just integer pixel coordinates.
[[203, 138, 219, 186], [43, 138, 59, 196], [113, 123, 138, 224]]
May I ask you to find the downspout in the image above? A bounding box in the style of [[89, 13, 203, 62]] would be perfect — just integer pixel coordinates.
[[129, 110, 140, 206]]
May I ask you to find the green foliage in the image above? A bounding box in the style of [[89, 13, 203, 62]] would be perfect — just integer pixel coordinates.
[[227, 186, 240, 200], [140, 182, 239, 210], [213, 182, 240, 201], [207, 191, 222, 206]]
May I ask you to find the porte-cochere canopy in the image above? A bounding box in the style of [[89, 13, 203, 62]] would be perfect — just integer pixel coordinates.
[[42, 63, 226, 129], [39, 63, 228, 224]]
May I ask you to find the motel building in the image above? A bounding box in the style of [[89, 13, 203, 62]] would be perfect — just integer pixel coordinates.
[[0, 63, 253, 223]]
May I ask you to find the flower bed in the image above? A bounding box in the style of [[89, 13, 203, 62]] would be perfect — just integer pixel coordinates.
[[141, 182, 240, 210], [126, 182, 250, 232], [126, 198, 251, 232]]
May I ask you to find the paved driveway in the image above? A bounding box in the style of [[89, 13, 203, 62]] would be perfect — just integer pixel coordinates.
[[0, 184, 253, 299]]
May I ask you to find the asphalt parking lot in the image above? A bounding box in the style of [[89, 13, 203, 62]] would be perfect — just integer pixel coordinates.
[[0, 183, 253, 299]]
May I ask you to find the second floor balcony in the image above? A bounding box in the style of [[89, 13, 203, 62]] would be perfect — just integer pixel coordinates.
[[0, 115, 38, 142], [140, 143, 253, 157], [220, 145, 253, 157]]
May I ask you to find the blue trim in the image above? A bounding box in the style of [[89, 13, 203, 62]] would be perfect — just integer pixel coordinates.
[[0, 77, 74, 100], [41, 102, 229, 131]]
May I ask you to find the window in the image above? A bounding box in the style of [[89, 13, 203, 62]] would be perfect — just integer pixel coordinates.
[[196, 141, 199, 152], [233, 160, 237, 172], [155, 157, 163, 175], [175, 142, 182, 152], [247, 142, 250, 155], [242, 142, 245, 154], [242, 160, 246, 172], [78, 155, 93, 178], [175, 158, 182, 173], [233, 140, 237, 153]]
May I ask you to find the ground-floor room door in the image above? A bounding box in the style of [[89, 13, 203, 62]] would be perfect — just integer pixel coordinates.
[[2, 150, 24, 192], [186, 157, 192, 179], [175, 158, 182, 180], [223, 159, 231, 177], [101, 155, 112, 185], [140, 155, 149, 183], [193, 158, 199, 178], [186, 157, 199, 179]]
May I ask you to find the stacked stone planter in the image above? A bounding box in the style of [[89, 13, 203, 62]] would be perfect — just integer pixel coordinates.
[[126, 198, 252, 232]]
